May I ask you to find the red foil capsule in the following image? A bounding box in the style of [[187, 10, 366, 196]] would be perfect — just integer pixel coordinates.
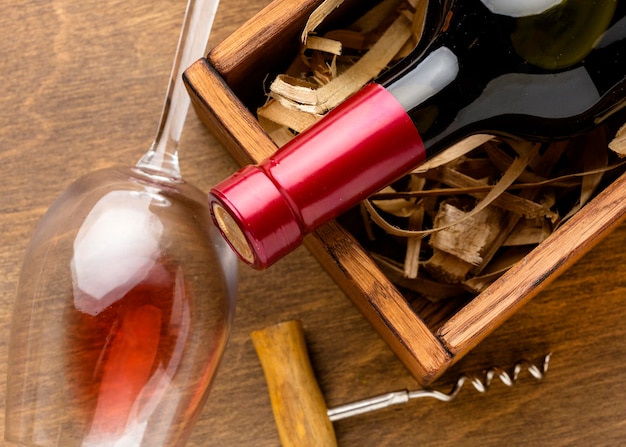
[[209, 83, 426, 269]]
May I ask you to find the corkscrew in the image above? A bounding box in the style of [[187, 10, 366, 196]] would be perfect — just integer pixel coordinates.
[[251, 320, 551, 447], [328, 351, 551, 421]]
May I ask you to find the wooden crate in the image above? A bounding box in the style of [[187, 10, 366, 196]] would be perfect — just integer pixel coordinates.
[[184, 0, 626, 385]]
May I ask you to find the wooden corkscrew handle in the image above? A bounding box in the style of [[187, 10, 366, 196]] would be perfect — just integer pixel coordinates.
[[251, 320, 337, 447]]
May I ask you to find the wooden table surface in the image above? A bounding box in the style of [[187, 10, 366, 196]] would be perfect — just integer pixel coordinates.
[[2, 1, 626, 446]]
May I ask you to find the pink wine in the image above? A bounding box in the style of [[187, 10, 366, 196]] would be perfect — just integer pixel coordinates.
[[69, 258, 188, 443]]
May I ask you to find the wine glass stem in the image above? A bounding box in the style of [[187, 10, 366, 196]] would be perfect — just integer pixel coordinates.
[[136, 0, 220, 178]]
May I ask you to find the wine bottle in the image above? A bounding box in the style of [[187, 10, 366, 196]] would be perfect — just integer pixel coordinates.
[[209, 0, 626, 269]]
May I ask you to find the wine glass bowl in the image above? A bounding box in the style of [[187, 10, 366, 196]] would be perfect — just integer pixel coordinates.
[[6, 166, 236, 446], [5, 0, 230, 444]]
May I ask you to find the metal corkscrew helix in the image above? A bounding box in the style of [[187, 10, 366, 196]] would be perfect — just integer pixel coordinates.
[[251, 320, 552, 447], [327, 352, 552, 421]]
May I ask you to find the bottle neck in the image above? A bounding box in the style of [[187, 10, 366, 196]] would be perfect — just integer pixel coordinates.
[[379, 0, 626, 154]]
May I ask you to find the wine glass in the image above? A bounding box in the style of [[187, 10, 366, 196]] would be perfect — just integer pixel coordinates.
[[5, 0, 237, 446]]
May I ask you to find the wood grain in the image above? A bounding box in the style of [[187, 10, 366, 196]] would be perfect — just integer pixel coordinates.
[[3, 1, 626, 446]]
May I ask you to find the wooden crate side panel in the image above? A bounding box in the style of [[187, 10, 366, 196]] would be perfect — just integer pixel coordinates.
[[209, 0, 324, 77], [184, 59, 277, 165]]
